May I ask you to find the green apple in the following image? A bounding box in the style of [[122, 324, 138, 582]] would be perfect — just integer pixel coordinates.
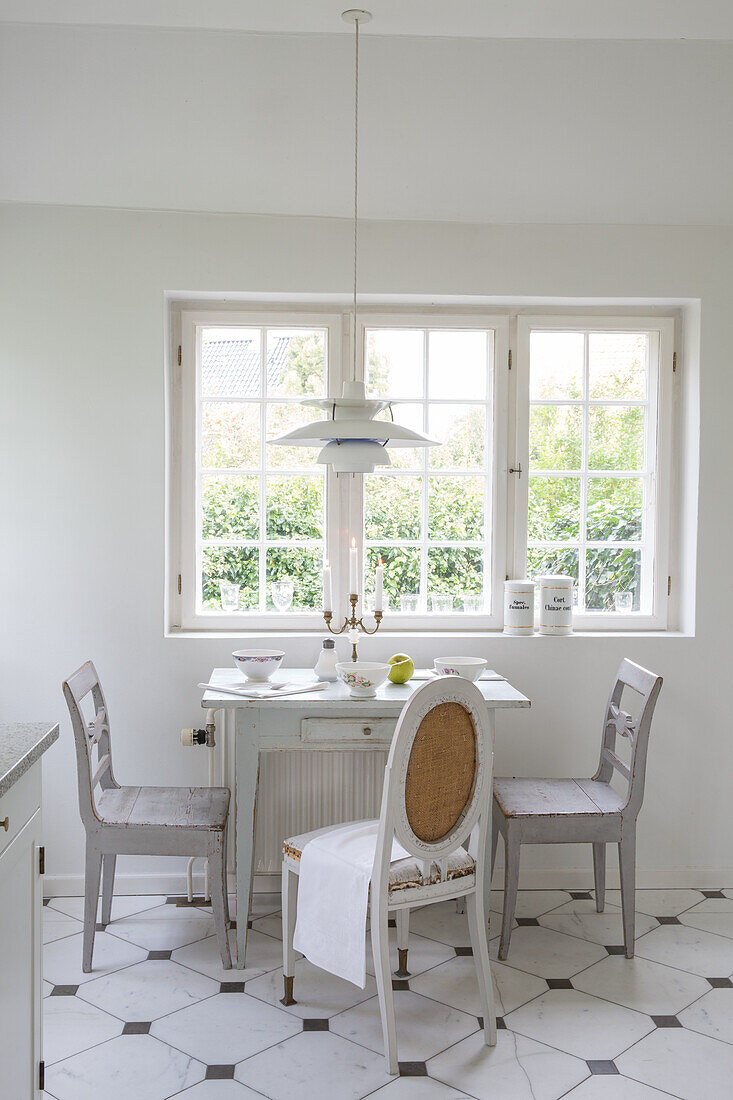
[[388, 653, 415, 684]]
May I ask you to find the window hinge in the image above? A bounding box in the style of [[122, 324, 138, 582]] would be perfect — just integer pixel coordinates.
[[177, 345, 182, 367], [508, 349, 512, 370], [177, 574, 182, 596], [508, 462, 522, 478], [39, 847, 45, 875], [667, 575, 672, 596], [672, 351, 677, 373], [39, 1062, 45, 1092]]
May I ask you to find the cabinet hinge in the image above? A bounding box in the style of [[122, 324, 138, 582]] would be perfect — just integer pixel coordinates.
[[667, 576, 672, 596], [672, 351, 677, 373], [508, 349, 512, 370], [39, 1061, 45, 1091], [177, 345, 182, 367], [177, 574, 182, 596], [39, 847, 45, 875]]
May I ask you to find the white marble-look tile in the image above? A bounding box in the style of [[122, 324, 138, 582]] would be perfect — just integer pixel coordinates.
[[409, 953, 544, 1018], [174, 1082, 268, 1099], [539, 900, 657, 946], [173, 930, 266, 983], [250, 912, 283, 939], [679, 909, 733, 940], [43, 931, 147, 986], [572, 954, 710, 1015], [366, 930, 456, 978], [562, 1076, 675, 1099], [428, 1028, 588, 1100], [235, 1031, 390, 1100], [151, 991, 300, 1064], [604, 889, 704, 917], [331, 989, 479, 1061], [490, 925, 607, 979], [491, 890, 573, 919], [43, 906, 85, 945], [43, 995, 122, 1065], [103, 912, 214, 952], [679, 988, 733, 1044], [684, 897, 733, 914], [48, 895, 168, 922], [506, 988, 653, 1060], [635, 923, 733, 977], [367, 1077, 475, 1099], [78, 959, 218, 1021], [407, 901, 473, 947], [240, 927, 288, 973], [245, 958, 377, 1019], [616, 1026, 733, 1100], [45, 1033, 205, 1100], [43, 979, 54, 997]]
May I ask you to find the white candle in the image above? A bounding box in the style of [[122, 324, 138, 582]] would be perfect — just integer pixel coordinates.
[[375, 557, 384, 612], [349, 537, 359, 596], [322, 559, 332, 613]]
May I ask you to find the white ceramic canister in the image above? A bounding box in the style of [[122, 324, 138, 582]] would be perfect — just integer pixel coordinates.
[[538, 575, 574, 635], [503, 580, 535, 635]]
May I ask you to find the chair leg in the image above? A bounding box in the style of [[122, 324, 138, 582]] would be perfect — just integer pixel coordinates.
[[499, 829, 520, 961], [467, 888, 497, 1047], [222, 824, 231, 928], [210, 840, 232, 970], [491, 802, 502, 883], [100, 853, 116, 926], [394, 907, 410, 977], [371, 895, 398, 1075], [618, 829, 637, 958], [281, 863, 298, 1006], [82, 844, 103, 973], [593, 843, 606, 913]]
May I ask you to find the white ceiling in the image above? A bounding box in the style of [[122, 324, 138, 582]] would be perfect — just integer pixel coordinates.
[[2, 0, 733, 41], [1, 23, 732, 225]]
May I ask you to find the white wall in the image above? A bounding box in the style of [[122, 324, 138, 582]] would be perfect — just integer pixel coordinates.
[[2, 202, 727, 894]]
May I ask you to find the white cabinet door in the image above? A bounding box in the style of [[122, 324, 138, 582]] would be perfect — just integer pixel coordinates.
[[0, 809, 43, 1098]]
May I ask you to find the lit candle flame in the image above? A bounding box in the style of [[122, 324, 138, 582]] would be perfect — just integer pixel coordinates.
[[378, 556, 383, 566]]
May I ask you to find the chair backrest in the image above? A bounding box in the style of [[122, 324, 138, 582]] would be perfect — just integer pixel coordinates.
[[62, 661, 118, 830], [371, 676, 493, 895], [594, 658, 662, 819]]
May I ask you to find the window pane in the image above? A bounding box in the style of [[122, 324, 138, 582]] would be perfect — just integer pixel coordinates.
[[530, 332, 584, 399], [429, 330, 487, 399], [266, 329, 326, 396], [201, 328, 261, 398], [364, 475, 421, 540], [589, 333, 647, 400], [266, 403, 324, 469], [202, 475, 259, 539], [201, 402, 260, 469], [202, 546, 258, 610], [528, 477, 580, 541], [429, 477, 484, 540], [374, 403, 423, 469], [529, 406, 582, 470], [527, 548, 579, 590], [265, 475, 323, 540], [428, 405, 486, 470], [266, 547, 322, 610], [588, 406, 644, 470], [585, 548, 641, 611], [365, 546, 420, 611], [366, 329, 424, 398], [427, 547, 483, 603], [587, 478, 643, 541]]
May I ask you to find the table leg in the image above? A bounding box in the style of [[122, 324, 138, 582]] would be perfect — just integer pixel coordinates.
[[235, 712, 260, 970], [484, 708, 496, 927]]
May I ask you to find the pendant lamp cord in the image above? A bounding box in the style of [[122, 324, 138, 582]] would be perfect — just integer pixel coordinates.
[[352, 16, 360, 382]]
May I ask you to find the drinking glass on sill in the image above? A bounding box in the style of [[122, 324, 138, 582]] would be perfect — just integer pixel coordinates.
[[219, 582, 240, 613], [614, 591, 634, 613], [271, 579, 294, 612], [430, 594, 454, 615], [462, 594, 484, 614], [400, 593, 420, 614]]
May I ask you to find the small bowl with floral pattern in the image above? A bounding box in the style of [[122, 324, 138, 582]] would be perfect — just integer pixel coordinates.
[[232, 649, 285, 682], [433, 656, 487, 682], [336, 661, 391, 699]]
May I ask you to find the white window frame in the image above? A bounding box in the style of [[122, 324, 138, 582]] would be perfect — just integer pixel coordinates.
[[513, 315, 674, 630]]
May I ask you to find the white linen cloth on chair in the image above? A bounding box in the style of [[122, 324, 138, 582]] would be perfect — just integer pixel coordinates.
[[293, 819, 410, 988]]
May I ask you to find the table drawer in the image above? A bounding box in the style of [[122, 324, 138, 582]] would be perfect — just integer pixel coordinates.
[[0, 764, 41, 858], [300, 717, 396, 746]]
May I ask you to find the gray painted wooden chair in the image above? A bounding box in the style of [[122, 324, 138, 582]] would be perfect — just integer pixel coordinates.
[[63, 660, 232, 972], [492, 658, 662, 960]]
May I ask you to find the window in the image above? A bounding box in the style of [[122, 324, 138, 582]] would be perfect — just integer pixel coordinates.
[[169, 306, 674, 632]]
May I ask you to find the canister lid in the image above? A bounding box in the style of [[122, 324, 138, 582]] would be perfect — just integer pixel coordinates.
[[539, 575, 575, 587], [504, 579, 535, 591], [322, 638, 335, 649]]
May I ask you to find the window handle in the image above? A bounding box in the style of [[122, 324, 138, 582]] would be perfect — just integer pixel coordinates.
[[508, 462, 523, 478]]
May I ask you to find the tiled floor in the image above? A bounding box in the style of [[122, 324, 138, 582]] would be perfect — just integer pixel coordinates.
[[41, 888, 733, 1099]]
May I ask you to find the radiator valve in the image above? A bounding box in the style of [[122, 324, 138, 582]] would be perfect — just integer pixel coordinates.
[[181, 728, 208, 747]]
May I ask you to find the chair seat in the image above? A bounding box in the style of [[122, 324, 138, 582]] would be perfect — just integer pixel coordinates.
[[283, 824, 475, 892], [493, 777, 625, 819], [96, 785, 230, 830]]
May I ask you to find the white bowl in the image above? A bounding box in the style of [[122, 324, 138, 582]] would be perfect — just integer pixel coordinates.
[[433, 656, 487, 682], [336, 661, 391, 699], [232, 649, 285, 681]]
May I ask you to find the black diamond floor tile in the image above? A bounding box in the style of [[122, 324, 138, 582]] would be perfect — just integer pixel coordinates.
[[302, 1018, 330, 1032], [206, 1065, 236, 1079], [651, 1015, 682, 1027], [546, 978, 573, 990], [399, 1061, 428, 1076], [570, 892, 593, 900], [587, 1060, 618, 1074], [220, 982, 246, 993], [707, 977, 733, 988], [656, 916, 681, 925], [454, 946, 474, 956], [147, 950, 172, 960], [606, 945, 627, 955], [122, 1021, 151, 1035], [392, 979, 410, 991], [702, 891, 726, 899], [516, 917, 540, 927], [50, 985, 79, 996]]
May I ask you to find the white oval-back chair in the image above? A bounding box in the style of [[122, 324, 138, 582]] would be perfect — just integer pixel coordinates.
[[281, 676, 496, 1074]]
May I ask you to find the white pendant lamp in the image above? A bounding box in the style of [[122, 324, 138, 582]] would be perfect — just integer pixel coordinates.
[[268, 10, 439, 474]]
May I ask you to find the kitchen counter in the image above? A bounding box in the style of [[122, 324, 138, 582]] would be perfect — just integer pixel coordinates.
[[0, 723, 59, 799]]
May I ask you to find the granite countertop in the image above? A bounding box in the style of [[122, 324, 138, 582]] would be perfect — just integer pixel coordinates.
[[0, 723, 59, 799]]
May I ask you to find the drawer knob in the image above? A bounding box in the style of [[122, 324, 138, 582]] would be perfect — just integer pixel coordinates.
[[0, 817, 8, 832], [363, 726, 372, 737]]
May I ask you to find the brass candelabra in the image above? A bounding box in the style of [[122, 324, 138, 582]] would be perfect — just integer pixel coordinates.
[[323, 594, 383, 661]]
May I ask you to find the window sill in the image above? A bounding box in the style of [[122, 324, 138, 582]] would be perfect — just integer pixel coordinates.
[[166, 627, 692, 641]]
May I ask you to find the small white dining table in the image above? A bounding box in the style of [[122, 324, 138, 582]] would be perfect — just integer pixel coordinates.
[[200, 667, 530, 968]]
